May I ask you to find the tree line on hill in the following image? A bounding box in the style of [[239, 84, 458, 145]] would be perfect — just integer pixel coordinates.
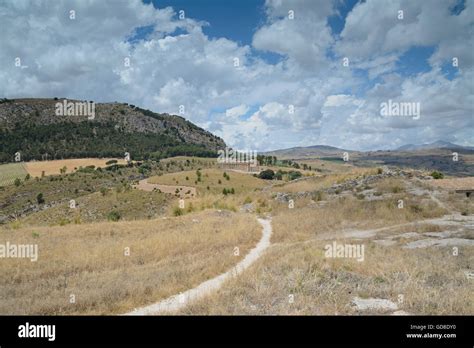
[[0, 121, 218, 163]]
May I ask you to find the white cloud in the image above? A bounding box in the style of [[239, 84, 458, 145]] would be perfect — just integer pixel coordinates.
[[0, 0, 472, 152], [225, 104, 249, 119]]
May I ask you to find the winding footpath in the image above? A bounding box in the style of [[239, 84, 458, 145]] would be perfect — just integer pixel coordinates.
[[125, 217, 272, 315]]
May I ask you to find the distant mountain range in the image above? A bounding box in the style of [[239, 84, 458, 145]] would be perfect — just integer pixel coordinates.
[[395, 140, 474, 151], [0, 98, 226, 162], [266, 140, 473, 159], [265, 144, 352, 159]]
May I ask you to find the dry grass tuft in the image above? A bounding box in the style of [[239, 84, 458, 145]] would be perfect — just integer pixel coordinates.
[[0, 210, 260, 314]]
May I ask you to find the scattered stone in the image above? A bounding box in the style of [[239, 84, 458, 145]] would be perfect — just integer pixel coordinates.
[[240, 203, 255, 213], [352, 297, 398, 311], [391, 232, 420, 239], [392, 310, 410, 315], [274, 192, 291, 203], [424, 231, 459, 238], [463, 270, 474, 280], [404, 238, 474, 249], [373, 239, 397, 247]]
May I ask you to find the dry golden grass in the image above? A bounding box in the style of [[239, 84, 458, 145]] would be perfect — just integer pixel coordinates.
[[271, 194, 447, 244], [166, 190, 274, 217], [19, 188, 168, 226], [134, 179, 196, 198], [177, 239, 473, 315], [297, 158, 357, 173], [271, 169, 378, 194], [148, 168, 266, 195], [263, 165, 318, 177], [24, 158, 127, 177], [0, 210, 260, 314], [374, 177, 406, 194], [174, 176, 472, 315], [160, 156, 217, 164], [426, 177, 474, 190], [0, 162, 28, 186]]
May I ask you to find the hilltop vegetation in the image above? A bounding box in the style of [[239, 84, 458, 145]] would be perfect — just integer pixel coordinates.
[[0, 98, 225, 162]]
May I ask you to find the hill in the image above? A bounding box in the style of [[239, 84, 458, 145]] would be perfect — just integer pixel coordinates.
[[396, 140, 474, 151], [0, 98, 225, 162], [265, 144, 351, 159]]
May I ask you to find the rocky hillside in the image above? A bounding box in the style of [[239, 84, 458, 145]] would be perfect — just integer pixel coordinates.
[[0, 98, 225, 162]]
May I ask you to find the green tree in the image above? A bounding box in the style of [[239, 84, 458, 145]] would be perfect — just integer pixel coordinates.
[[36, 193, 45, 204], [258, 169, 275, 180]]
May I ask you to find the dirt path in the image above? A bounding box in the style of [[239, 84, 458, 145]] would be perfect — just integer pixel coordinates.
[[133, 178, 196, 198], [124, 217, 272, 315]]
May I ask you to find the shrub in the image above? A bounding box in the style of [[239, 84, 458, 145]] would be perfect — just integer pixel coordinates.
[[36, 193, 45, 204], [314, 191, 324, 201], [173, 207, 184, 216], [105, 159, 117, 165], [100, 187, 107, 196], [409, 204, 423, 214], [288, 171, 302, 181], [107, 211, 121, 221], [258, 169, 275, 180], [14, 178, 21, 186], [59, 218, 70, 226], [391, 185, 403, 193], [431, 171, 444, 179], [223, 188, 228, 195]]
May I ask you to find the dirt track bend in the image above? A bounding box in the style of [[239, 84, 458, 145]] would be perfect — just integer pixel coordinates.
[[124, 217, 272, 315]]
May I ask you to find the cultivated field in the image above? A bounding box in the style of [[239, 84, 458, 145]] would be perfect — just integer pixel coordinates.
[[148, 168, 267, 195], [0, 162, 28, 186], [24, 158, 127, 177]]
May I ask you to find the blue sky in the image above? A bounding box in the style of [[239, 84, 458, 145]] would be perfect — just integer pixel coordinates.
[[142, 0, 437, 79], [146, 0, 267, 45], [1, 0, 472, 151]]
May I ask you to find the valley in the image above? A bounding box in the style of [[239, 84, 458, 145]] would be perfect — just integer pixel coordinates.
[[0, 99, 472, 316]]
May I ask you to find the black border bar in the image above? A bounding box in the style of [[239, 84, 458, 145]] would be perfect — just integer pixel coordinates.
[[0, 315, 472, 346]]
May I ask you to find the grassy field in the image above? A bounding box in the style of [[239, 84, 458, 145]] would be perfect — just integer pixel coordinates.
[[270, 179, 447, 244], [1, 154, 472, 316], [270, 169, 378, 194], [0, 210, 261, 314], [177, 237, 473, 315], [160, 156, 217, 164], [175, 178, 472, 315], [0, 162, 28, 186], [24, 158, 127, 177], [426, 177, 474, 190], [19, 188, 169, 226], [148, 168, 267, 195]]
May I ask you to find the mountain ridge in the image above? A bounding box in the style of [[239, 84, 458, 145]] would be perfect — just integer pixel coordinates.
[[0, 98, 226, 162]]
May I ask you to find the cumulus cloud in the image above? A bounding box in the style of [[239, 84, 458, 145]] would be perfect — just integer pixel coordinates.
[[225, 104, 249, 119], [0, 0, 472, 151]]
